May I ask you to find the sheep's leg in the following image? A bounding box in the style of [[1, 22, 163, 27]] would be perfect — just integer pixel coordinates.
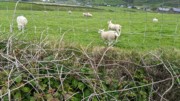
[[10, 24, 13, 33], [108, 42, 110, 46], [18, 25, 21, 30], [22, 26, 24, 33], [105, 42, 107, 45], [106, 41, 110, 46], [108, 41, 113, 46], [115, 37, 119, 43], [114, 40, 117, 46], [116, 30, 120, 36], [105, 42, 109, 46]]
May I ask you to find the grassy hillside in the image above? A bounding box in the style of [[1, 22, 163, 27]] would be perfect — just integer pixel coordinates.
[[88, 0, 180, 7], [134, 0, 180, 7], [64, 0, 178, 7], [0, 1, 103, 11]]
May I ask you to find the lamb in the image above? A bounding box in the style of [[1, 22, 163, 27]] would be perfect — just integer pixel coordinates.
[[153, 18, 158, 22], [68, 10, 72, 14], [87, 12, 92, 17], [83, 12, 92, 17], [82, 13, 87, 16], [108, 20, 122, 32], [44, 11, 48, 13], [98, 29, 121, 46], [16, 15, 28, 32]]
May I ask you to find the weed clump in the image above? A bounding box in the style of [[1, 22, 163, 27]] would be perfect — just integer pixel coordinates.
[[0, 39, 179, 101]]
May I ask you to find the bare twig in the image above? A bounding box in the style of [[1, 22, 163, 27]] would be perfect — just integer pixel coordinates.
[[10, 0, 20, 32], [150, 53, 175, 101], [7, 65, 14, 101]]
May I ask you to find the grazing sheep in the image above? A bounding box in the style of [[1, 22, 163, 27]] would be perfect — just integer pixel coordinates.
[[83, 12, 92, 17], [16, 15, 28, 32], [87, 12, 92, 17], [98, 29, 120, 46], [44, 11, 48, 13], [153, 18, 158, 22], [68, 10, 72, 14], [108, 20, 122, 32]]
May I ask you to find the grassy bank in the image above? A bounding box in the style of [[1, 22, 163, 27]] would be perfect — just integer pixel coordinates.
[[0, 38, 179, 100]]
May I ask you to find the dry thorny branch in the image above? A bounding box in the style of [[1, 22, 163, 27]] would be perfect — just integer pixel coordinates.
[[0, 32, 179, 101]]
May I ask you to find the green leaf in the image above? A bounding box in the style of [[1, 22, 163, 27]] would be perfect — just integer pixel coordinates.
[[40, 84, 47, 90], [14, 91, 21, 100], [44, 55, 54, 61], [15, 75, 22, 83], [78, 82, 85, 91], [71, 97, 80, 101], [102, 84, 108, 91], [30, 81, 36, 86], [30, 97, 36, 101], [2, 95, 8, 101], [92, 97, 98, 101], [21, 87, 31, 93], [84, 89, 91, 97], [30, 68, 36, 73], [80, 68, 86, 73], [80, 68, 90, 73], [54, 92, 60, 98], [46, 94, 54, 101], [129, 92, 136, 97], [142, 79, 148, 83], [72, 79, 78, 88]]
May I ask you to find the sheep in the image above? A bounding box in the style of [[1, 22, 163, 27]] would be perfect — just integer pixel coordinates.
[[87, 12, 92, 17], [108, 20, 122, 33], [83, 12, 88, 16], [153, 17, 158, 22], [44, 11, 48, 13], [83, 12, 92, 17], [68, 10, 72, 14], [98, 29, 121, 46], [16, 15, 28, 32]]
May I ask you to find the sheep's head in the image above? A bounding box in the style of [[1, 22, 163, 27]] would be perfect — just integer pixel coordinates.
[[68, 10, 72, 14], [153, 18, 158, 22], [98, 29, 104, 34], [83, 13, 86, 15], [108, 20, 112, 24]]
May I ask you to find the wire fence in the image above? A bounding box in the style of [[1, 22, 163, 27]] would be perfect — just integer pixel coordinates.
[[0, 0, 180, 50]]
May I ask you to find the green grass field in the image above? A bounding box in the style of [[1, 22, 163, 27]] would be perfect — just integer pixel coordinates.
[[0, 2, 180, 51]]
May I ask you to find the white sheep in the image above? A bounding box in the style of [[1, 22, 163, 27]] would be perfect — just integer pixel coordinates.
[[98, 29, 121, 46], [16, 15, 28, 32], [153, 18, 158, 22], [87, 12, 92, 17], [44, 11, 48, 13], [82, 13, 87, 16], [108, 20, 122, 32], [83, 12, 92, 17], [68, 10, 72, 14]]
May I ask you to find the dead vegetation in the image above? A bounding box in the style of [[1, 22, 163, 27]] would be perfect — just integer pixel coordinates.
[[0, 35, 179, 100]]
